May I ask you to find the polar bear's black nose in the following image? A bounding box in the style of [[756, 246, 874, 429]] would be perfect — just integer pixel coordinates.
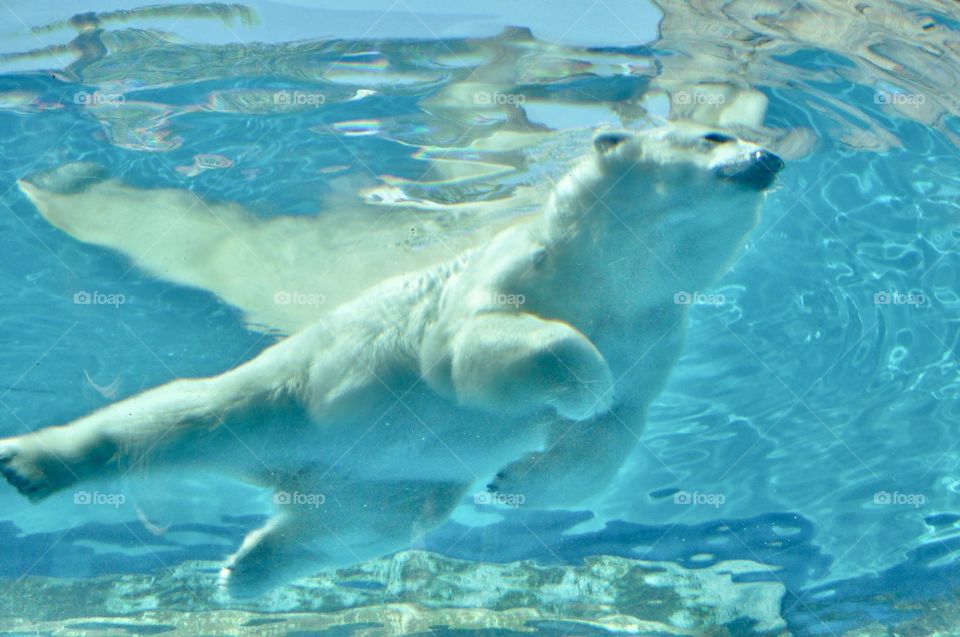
[[754, 150, 785, 175], [715, 149, 784, 189]]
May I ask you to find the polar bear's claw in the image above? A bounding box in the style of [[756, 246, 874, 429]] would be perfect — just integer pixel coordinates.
[[485, 472, 506, 493]]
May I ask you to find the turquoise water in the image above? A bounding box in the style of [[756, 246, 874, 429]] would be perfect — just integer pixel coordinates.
[[2, 1, 960, 636]]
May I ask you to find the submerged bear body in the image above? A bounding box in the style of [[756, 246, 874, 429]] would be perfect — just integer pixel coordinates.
[[0, 123, 782, 597]]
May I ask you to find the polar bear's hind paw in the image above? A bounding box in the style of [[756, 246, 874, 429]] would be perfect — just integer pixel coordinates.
[[0, 441, 57, 503], [219, 516, 327, 599]]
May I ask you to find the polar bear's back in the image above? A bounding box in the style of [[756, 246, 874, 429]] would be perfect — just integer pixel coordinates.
[[19, 163, 533, 334]]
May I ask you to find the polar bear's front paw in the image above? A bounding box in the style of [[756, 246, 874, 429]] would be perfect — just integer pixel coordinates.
[[445, 313, 615, 420], [486, 413, 636, 509], [486, 452, 605, 509], [539, 333, 615, 421], [484, 453, 562, 508], [485, 465, 526, 495]]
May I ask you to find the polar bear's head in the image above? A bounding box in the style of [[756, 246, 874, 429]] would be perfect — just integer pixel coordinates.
[[549, 122, 782, 233], [589, 123, 783, 203], [545, 123, 783, 305]]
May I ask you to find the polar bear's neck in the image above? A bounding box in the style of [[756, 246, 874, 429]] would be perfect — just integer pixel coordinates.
[[539, 159, 611, 240], [534, 159, 653, 286]]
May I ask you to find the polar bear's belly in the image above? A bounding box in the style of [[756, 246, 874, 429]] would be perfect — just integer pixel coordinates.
[[344, 412, 545, 483], [243, 389, 549, 485]]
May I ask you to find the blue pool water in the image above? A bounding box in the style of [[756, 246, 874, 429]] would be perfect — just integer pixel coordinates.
[[2, 1, 960, 636]]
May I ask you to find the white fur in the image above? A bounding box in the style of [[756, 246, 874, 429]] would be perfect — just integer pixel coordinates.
[[0, 122, 778, 597]]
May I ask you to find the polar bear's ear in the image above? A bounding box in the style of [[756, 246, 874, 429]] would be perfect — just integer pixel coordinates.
[[593, 131, 630, 154]]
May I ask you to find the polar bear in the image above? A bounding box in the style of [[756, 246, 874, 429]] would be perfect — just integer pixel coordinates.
[[0, 123, 782, 597]]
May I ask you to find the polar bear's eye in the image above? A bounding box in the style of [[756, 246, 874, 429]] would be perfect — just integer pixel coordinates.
[[702, 132, 735, 144], [593, 132, 630, 153]]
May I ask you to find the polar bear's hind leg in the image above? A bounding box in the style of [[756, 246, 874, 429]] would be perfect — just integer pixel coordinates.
[[0, 370, 276, 503], [220, 478, 467, 598], [19, 162, 109, 195]]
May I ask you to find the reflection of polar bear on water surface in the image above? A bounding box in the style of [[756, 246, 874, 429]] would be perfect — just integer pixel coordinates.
[[0, 123, 782, 598]]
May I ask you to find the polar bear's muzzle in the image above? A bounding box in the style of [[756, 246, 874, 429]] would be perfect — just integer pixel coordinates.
[[713, 149, 784, 190]]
